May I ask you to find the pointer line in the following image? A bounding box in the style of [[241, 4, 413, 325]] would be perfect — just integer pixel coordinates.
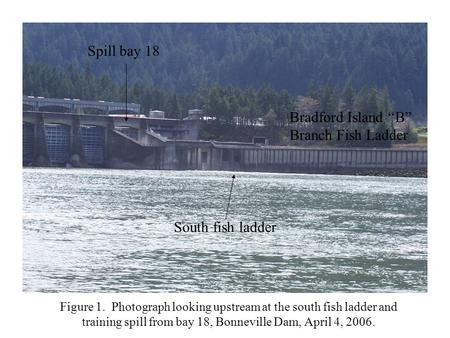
[[125, 63, 128, 121], [225, 174, 236, 219]]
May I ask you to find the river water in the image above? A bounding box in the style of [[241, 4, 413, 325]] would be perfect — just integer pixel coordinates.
[[23, 168, 427, 292]]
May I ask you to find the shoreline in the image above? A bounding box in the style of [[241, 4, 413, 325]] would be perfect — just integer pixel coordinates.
[[22, 165, 427, 178]]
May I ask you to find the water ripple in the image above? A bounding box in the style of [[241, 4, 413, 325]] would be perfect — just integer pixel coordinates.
[[23, 168, 427, 292]]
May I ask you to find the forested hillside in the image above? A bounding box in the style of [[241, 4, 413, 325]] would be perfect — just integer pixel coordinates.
[[23, 23, 427, 119]]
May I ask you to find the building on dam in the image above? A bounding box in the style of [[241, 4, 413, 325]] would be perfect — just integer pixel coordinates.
[[23, 96, 427, 174]]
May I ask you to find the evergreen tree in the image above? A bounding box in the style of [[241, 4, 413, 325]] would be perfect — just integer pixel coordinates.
[[341, 83, 354, 112]]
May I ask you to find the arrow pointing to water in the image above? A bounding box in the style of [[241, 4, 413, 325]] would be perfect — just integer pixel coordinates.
[[225, 174, 236, 219]]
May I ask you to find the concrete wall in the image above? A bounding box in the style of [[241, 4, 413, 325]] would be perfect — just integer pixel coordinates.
[[238, 147, 427, 171], [105, 130, 161, 169], [179, 145, 428, 172]]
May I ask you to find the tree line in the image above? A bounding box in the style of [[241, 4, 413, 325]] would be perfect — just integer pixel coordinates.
[[24, 63, 400, 123], [23, 63, 295, 121], [23, 23, 427, 119]]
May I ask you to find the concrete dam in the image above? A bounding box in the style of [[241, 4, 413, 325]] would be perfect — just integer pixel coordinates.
[[23, 97, 427, 175]]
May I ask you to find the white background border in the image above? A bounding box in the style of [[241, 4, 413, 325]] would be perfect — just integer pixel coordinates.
[[1, 1, 448, 337]]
